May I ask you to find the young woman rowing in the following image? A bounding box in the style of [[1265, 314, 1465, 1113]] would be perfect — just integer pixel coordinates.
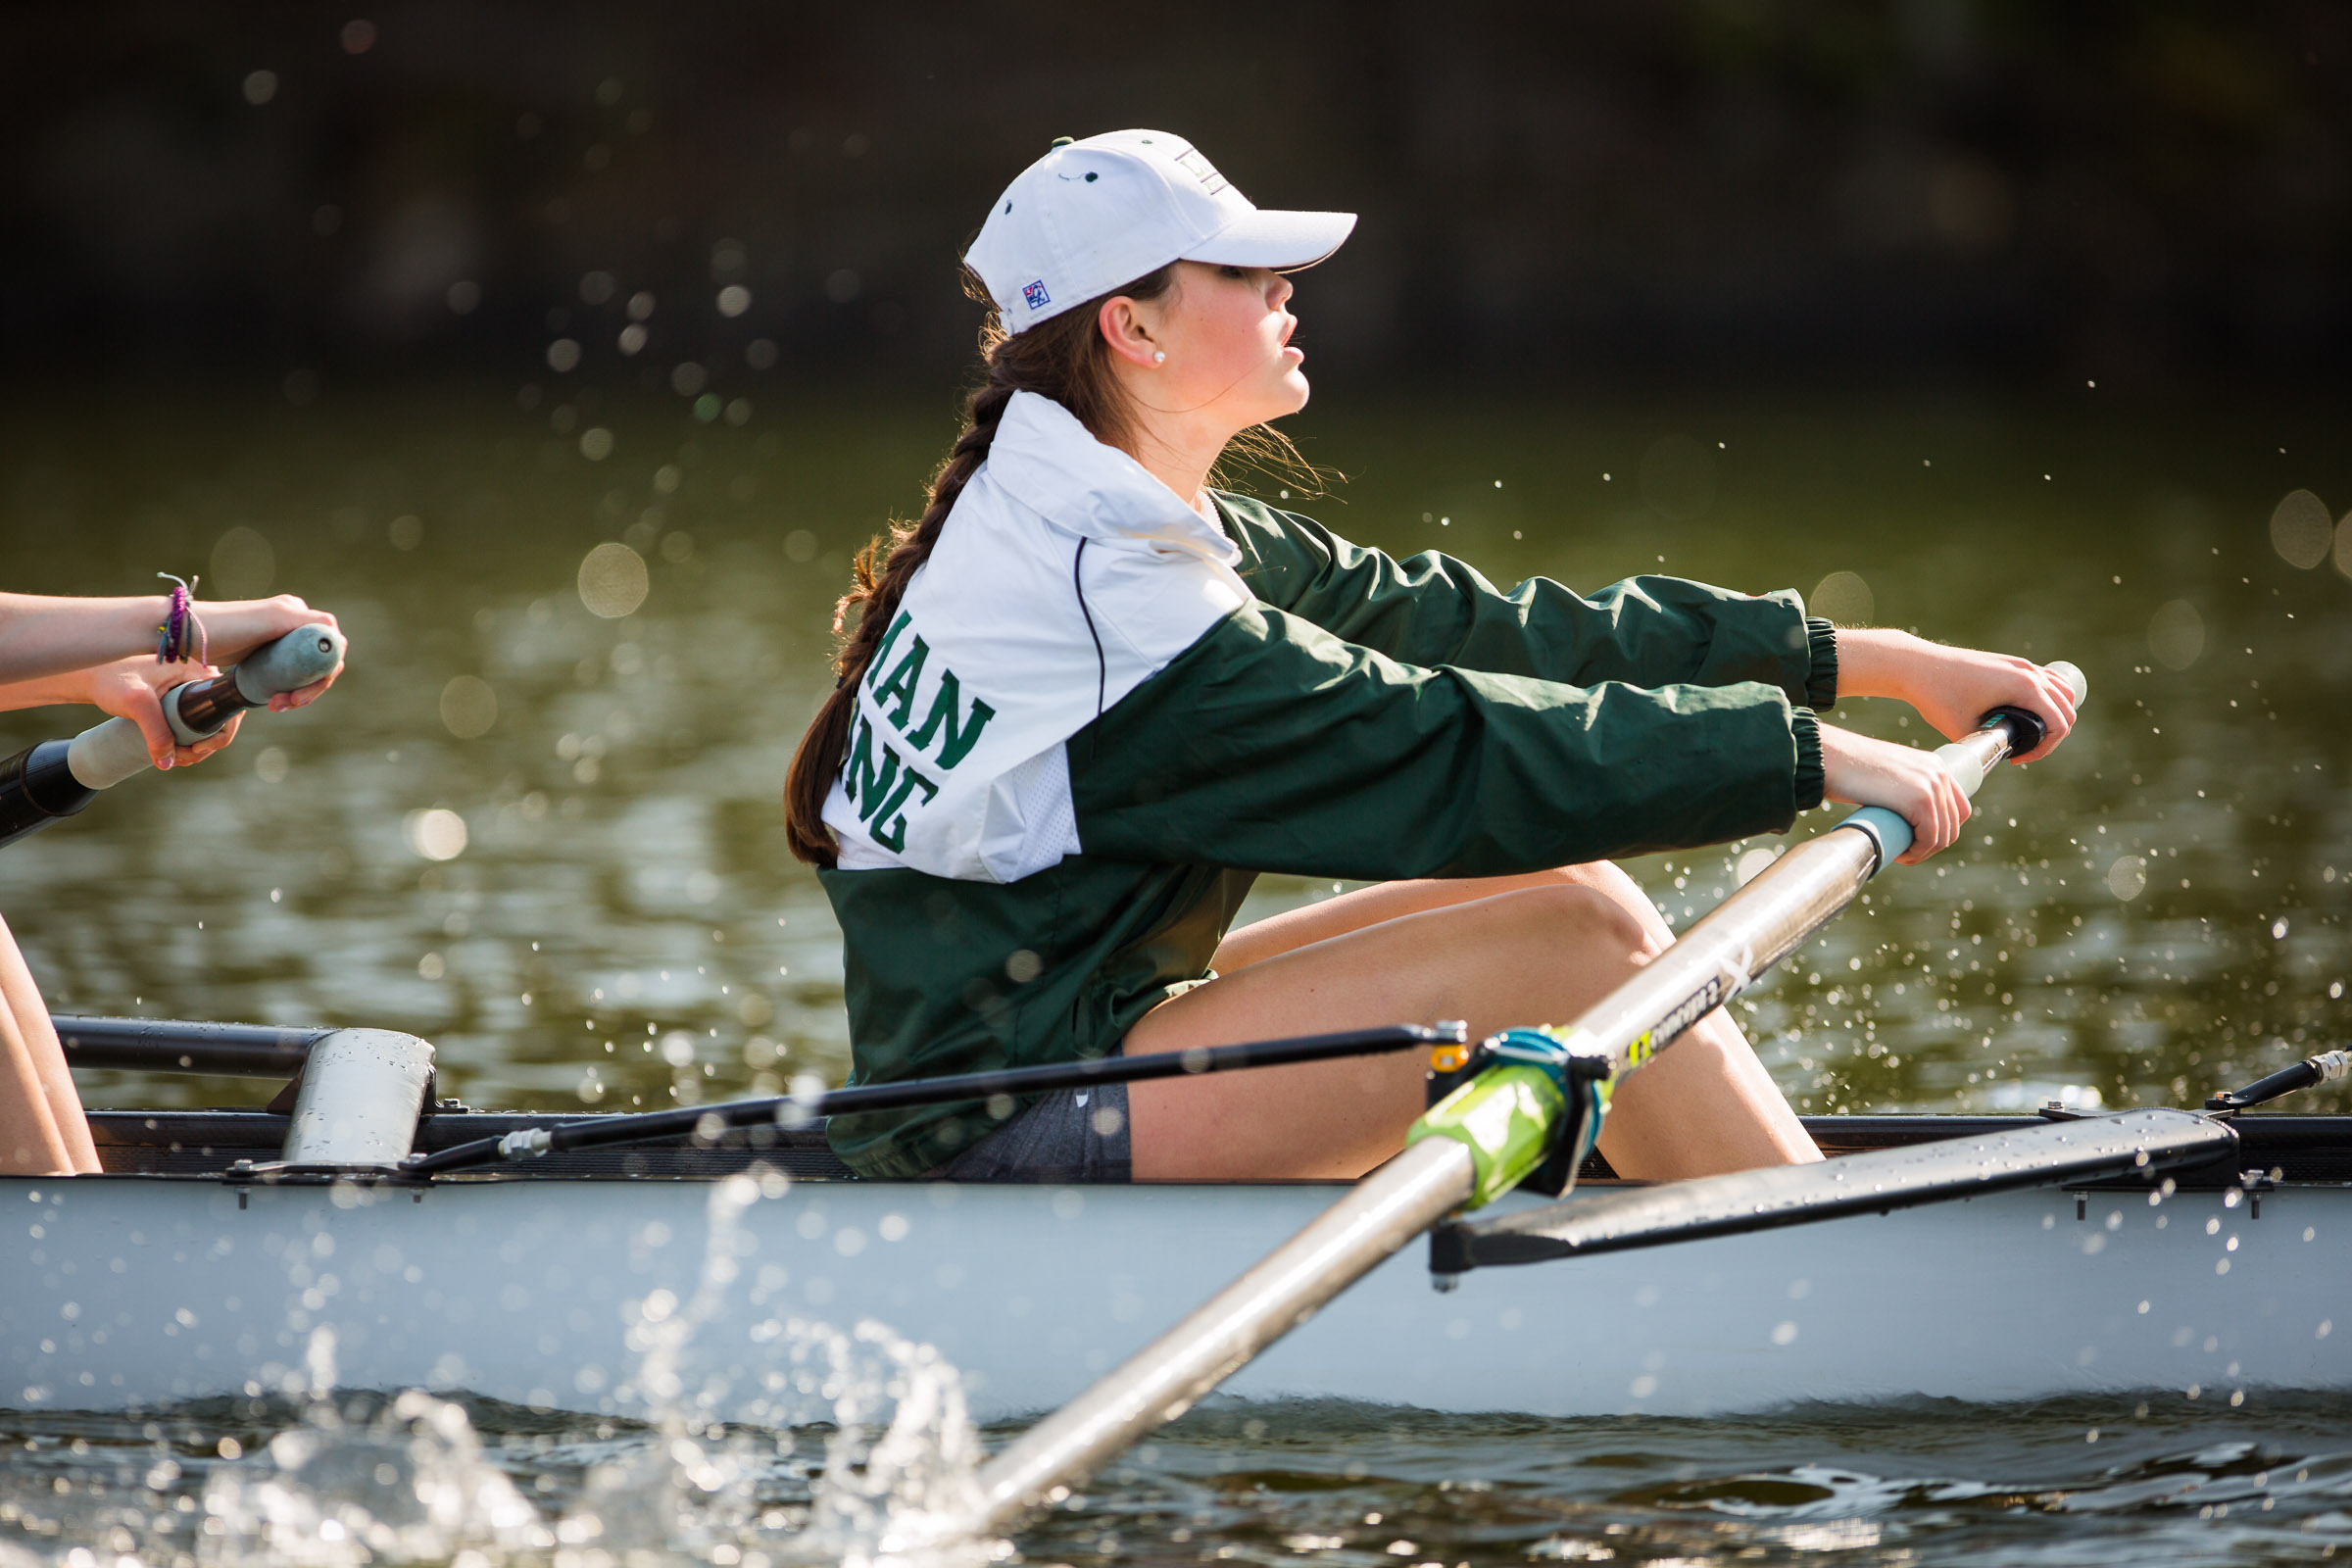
[[785, 130, 2077, 1185], [0, 587, 343, 1174]]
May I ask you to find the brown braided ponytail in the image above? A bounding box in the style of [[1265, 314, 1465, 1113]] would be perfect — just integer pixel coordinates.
[[784, 264, 1178, 865]]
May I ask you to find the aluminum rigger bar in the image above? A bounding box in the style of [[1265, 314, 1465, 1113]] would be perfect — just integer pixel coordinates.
[[1433, 1107, 2236, 1272], [962, 664, 2091, 1540], [403, 1022, 1465, 1176]]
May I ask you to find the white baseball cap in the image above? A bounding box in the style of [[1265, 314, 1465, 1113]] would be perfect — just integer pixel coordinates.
[[964, 130, 1355, 332]]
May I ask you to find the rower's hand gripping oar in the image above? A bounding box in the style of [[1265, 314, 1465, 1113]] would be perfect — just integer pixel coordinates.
[[0, 624, 346, 848], [964, 662, 2091, 1539], [1403, 662, 2093, 1212]]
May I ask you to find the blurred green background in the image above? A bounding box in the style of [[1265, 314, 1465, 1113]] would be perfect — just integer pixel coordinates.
[[0, 2, 2345, 1114], [4, 386, 2345, 1116]]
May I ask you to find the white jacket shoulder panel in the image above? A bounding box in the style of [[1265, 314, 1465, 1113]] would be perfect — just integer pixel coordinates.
[[822, 392, 1249, 882]]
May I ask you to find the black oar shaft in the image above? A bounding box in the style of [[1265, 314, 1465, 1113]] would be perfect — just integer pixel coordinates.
[[405, 1022, 1460, 1175], [55, 1014, 328, 1075], [2206, 1050, 2350, 1112]]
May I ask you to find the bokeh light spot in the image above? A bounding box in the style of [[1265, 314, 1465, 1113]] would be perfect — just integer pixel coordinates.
[[439, 675, 498, 739], [578, 426, 614, 462], [578, 542, 650, 618], [2106, 855, 2147, 902], [546, 338, 582, 373], [1808, 570, 1874, 625], [404, 808, 468, 862], [339, 19, 377, 54], [2269, 489, 2331, 569], [716, 285, 752, 318], [242, 71, 278, 106]]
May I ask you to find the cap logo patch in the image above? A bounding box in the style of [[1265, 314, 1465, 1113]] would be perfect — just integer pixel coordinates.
[[1172, 146, 1228, 195], [1021, 279, 1051, 311]]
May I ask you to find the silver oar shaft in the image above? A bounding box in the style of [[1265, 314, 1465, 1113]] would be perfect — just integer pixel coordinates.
[[972, 1136, 1475, 1533], [1544, 719, 2027, 1080], [966, 667, 2083, 1539]]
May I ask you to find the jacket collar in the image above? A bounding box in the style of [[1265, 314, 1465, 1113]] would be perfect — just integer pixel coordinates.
[[985, 390, 1242, 565]]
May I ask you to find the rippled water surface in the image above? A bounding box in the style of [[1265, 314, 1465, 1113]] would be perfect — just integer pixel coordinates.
[[3, 386, 2348, 1564]]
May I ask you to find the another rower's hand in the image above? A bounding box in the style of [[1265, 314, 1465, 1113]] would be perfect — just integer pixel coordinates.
[[82, 657, 238, 769], [1818, 721, 1968, 864], [1834, 629, 2076, 764], [195, 596, 346, 710]]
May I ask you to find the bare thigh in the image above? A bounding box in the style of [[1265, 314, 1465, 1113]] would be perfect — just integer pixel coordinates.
[[0, 913, 94, 1175], [1125, 864, 1818, 1182], [1124, 881, 1660, 1179]]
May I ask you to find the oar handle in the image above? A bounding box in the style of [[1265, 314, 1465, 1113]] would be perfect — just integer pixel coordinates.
[[1840, 660, 2085, 873], [64, 623, 346, 790]]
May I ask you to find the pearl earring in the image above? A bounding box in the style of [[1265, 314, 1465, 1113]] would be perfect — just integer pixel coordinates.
[[1152, 351, 1166, 364]]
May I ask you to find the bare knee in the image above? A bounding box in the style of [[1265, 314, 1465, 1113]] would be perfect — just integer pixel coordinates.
[[1487, 883, 1660, 961], [1528, 861, 1674, 947]]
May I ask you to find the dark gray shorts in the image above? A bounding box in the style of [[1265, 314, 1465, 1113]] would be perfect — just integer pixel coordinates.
[[932, 1081, 1132, 1182]]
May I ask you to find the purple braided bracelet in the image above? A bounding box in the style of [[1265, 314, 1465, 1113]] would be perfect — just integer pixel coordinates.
[[155, 573, 209, 665]]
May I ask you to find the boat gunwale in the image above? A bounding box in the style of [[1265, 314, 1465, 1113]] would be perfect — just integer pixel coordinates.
[[67, 1107, 2352, 1191]]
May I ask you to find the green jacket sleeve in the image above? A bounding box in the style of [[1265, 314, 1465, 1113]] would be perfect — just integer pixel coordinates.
[[1214, 493, 1839, 710], [1070, 602, 1825, 881]]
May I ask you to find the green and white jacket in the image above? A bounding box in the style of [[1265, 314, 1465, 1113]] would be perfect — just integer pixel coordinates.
[[818, 390, 1836, 1177]]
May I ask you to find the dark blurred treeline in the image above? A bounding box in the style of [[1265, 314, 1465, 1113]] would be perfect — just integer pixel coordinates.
[[4, 2, 2345, 394]]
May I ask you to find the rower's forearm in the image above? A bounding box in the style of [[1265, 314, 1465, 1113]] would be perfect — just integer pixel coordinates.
[[1829, 627, 1938, 704], [0, 595, 171, 686], [0, 669, 105, 714]]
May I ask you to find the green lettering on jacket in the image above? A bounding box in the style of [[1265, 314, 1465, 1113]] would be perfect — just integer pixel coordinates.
[[873, 634, 929, 728], [864, 612, 912, 691], [842, 716, 901, 814], [843, 716, 939, 851], [869, 766, 939, 853], [905, 669, 997, 769]]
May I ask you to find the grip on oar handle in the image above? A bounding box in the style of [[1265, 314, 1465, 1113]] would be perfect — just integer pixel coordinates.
[[169, 622, 346, 743], [1839, 660, 2086, 873], [1978, 660, 2087, 759], [232, 623, 346, 705], [64, 622, 347, 790]]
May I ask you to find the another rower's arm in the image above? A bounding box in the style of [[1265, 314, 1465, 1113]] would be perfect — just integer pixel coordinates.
[[1215, 496, 1838, 707]]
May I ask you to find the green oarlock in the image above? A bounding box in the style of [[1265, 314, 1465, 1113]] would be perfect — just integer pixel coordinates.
[[1403, 1063, 1567, 1209]]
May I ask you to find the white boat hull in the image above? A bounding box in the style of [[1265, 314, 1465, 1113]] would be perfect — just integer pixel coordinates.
[[7, 1172, 2345, 1421]]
